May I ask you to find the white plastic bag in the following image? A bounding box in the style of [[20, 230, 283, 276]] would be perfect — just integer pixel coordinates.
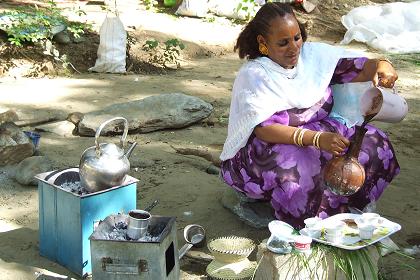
[[89, 14, 127, 73], [175, 0, 209, 18], [208, 0, 247, 20], [340, 1, 420, 53]]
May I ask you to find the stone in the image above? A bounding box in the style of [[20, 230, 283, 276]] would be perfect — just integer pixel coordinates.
[[14, 108, 67, 127], [0, 108, 18, 124], [14, 156, 52, 186], [41, 61, 57, 76], [254, 240, 380, 280], [66, 112, 84, 125], [0, 122, 34, 166], [35, 121, 76, 137], [78, 93, 213, 136], [53, 31, 71, 44], [206, 164, 220, 175], [221, 187, 275, 229]]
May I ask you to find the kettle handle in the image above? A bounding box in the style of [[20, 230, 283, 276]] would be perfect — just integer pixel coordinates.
[[94, 117, 129, 153]]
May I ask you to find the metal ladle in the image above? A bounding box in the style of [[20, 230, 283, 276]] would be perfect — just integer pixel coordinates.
[[178, 224, 206, 259]]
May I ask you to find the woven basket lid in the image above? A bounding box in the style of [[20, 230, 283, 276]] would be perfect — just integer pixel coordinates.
[[208, 236, 255, 263], [206, 259, 257, 280]]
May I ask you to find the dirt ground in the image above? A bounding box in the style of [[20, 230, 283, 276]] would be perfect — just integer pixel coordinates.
[[0, 0, 419, 279]]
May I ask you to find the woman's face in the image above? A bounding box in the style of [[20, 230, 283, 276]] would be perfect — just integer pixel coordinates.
[[257, 14, 303, 69]]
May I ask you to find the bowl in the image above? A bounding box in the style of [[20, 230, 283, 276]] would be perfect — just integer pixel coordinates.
[[268, 220, 295, 240], [304, 217, 322, 228], [208, 236, 255, 263]]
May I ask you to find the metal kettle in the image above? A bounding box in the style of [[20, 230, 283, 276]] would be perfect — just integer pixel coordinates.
[[79, 117, 137, 192]]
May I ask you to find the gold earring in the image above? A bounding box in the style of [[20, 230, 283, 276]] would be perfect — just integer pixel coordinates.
[[259, 44, 268, 55]]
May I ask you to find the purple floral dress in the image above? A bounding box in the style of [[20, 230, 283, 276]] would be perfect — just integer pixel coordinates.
[[221, 58, 400, 229]]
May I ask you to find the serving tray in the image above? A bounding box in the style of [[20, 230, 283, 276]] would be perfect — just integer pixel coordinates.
[[300, 213, 401, 250]]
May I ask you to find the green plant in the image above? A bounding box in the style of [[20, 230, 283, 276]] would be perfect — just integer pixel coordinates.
[[0, 0, 89, 46], [144, 0, 158, 10], [142, 38, 185, 68], [236, 0, 260, 21]]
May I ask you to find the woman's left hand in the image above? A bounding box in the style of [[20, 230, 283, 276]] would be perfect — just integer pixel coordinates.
[[372, 59, 398, 88]]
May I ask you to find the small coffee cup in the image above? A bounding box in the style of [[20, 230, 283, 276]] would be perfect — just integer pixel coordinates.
[[324, 221, 345, 235], [293, 235, 312, 253], [358, 224, 375, 240], [127, 210, 151, 240], [361, 213, 380, 225], [304, 217, 322, 228]]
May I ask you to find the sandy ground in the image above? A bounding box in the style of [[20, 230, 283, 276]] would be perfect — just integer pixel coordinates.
[[0, 1, 420, 279]]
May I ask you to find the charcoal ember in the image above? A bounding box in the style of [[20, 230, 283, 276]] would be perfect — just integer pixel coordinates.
[[60, 181, 89, 196], [114, 221, 127, 230], [149, 222, 166, 237]]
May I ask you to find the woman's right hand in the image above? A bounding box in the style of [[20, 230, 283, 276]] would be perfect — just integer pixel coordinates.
[[318, 132, 350, 156]]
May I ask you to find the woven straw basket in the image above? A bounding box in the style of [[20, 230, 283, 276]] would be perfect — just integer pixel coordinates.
[[206, 259, 257, 280], [207, 236, 255, 263]]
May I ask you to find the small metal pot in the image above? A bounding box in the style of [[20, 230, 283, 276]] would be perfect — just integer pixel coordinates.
[[126, 200, 159, 240], [127, 210, 151, 240], [178, 224, 206, 259]]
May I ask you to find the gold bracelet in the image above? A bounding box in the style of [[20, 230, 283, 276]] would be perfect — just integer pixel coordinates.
[[315, 131, 323, 150], [298, 129, 308, 147], [292, 128, 302, 146], [312, 131, 322, 149], [378, 58, 393, 67], [316, 132, 322, 149]]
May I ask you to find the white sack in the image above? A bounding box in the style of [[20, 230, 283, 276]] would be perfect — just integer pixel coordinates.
[[208, 0, 249, 20], [340, 1, 420, 53], [89, 14, 127, 73], [175, 0, 209, 18]]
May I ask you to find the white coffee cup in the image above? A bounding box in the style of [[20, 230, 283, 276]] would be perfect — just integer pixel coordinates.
[[358, 224, 375, 240]]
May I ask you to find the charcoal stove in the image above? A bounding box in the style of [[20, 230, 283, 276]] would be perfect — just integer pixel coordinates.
[[89, 213, 180, 280], [35, 168, 137, 276]]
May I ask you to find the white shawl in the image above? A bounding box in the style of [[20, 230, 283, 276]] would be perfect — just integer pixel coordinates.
[[220, 42, 362, 161]]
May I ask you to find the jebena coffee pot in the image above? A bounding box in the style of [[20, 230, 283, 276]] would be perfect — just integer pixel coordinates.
[[323, 125, 368, 196], [79, 117, 137, 192]]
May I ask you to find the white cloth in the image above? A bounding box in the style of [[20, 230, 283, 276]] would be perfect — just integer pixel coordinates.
[[220, 42, 362, 161], [340, 1, 420, 53]]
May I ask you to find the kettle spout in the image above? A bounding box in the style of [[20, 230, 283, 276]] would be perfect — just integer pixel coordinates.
[[124, 141, 138, 159]]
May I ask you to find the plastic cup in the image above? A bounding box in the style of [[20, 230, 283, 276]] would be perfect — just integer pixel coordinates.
[[304, 217, 322, 228], [325, 232, 344, 243], [24, 131, 41, 149], [306, 227, 321, 239], [358, 224, 375, 240], [293, 235, 312, 253], [324, 221, 345, 235], [361, 213, 380, 225]]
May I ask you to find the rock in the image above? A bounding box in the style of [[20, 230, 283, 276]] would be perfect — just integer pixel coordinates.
[[14, 156, 52, 186], [14, 108, 67, 127], [53, 31, 71, 44], [0, 122, 34, 166], [78, 93, 213, 136], [0, 108, 19, 124], [131, 158, 155, 169], [41, 61, 57, 76], [66, 112, 84, 125], [72, 35, 86, 44], [35, 121, 76, 137], [221, 187, 275, 229], [254, 239, 380, 280], [206, 164, 220, 175]]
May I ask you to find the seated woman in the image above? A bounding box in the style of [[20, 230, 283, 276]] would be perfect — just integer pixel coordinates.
[[220, 3, 400, 229]]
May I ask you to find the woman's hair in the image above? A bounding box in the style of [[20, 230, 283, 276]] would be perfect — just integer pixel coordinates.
[[234, 3, 307, 59]]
